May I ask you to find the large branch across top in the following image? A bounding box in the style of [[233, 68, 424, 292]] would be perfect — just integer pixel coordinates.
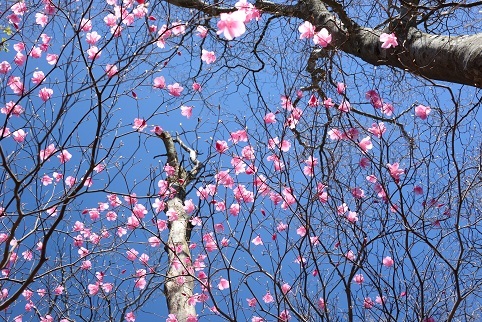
[[166, 0, 482, 88]]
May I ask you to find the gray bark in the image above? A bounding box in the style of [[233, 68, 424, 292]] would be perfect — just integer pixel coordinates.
[[159, 132, 202, 321], [165, 0, 482, 88]]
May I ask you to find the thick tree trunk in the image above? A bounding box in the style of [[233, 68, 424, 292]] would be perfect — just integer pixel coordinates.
[[164, 196, 196, 321], [159, 131, 202, 321], [165, 0, 482, 88]]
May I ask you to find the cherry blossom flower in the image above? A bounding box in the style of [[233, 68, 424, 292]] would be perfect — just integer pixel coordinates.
[[313, 28, 332, 47], [167, 83, 183, 96], [181, 105, 193, 118], [338, 100, 350, 112], [381, 103, 394, 116], [338, 203, 349, 216], [40, 144, 56, 161], [8, 76, 24, 95], [87, 46, 101, 59], [235, 0, 261, 22], [380, 32, 398, 48], [46, 53, 58, 65], [2, 101, 24, 117], [217, 11, 247, 40], [201, 49, 216, 64], [318, 298, 325, 309], [57, 150, 72, 163], [215, 140, 229, 153], [29, 47, 42, 58], [105, 64, 118, 77], [413, 185, 424, 195], [264, 112, 276, 124], [279, 310, 291, 321], [364, 297, 374, 309], [218, 278, 230, 290], [35, 13, 48, 27], [133, 118, 147, 131], [368, 122, 386, 138], [387, 162, 404, 181], [281, 283, 291, 294], [366, 90, 383, 108], [81, 18, 93, 32], [12, 129, 27, 143], [125, 311, 136, 322], [415, 104, 431, 120], [246, 297, 257, 307], [192, 82, 202, 91], [353, 274, 364, 284], [263, 291, 274, 303], [31, 71, 45, 85], [347, 211, 358, 223], [39, 87, 53, 101], [0, 61, 11, 74], [252, 235, 263, 245], [171, 22, 186, 35], [86, 31, 101, 45], [383, 256, 394, 267], [298, 21, 315, 39], [359, 136, 373, 153], [196, 25, 208, 38]]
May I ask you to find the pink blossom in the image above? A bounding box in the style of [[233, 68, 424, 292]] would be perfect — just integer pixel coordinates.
[[313, 28, 332, 47], [0, 61, 11, 74], [346, 250, 356, 261], [230, 129, 248, 144], [235, 0, 261, 22], [201, 49, 216, 64], [125, 311, 136, 322], [364, 297, 374, 309], [31, 71, 45, 85], [40, 144, 56, 161], [218, 278, 230, 290], [351, 187, 365, 199], [181, 105, 193, 118], [383, 256, 394, 267], [298, 21, 315, 39], [35, 13, 48, 27], [380, 33, 398, 48], [8, 76, 24, 95], [376, 295, 386, 304], [29, 47, 42, 58], [279, 310, 291, 321], [87, 46, 101, 60], [65, 176, 76, 187], [252, 235, 263, 245], [196, 25, 208, 38], [246, 297, 257, 307], [296, 226, 307, 237], [415, 104, 431, 120], [14, 52, 26, 66], [166, 314, 178, 322], [192, 82, 202, 91], [153, 76, 166, 89], [338, 100, 350, 112], [106, 64, 118, 77], [12, 129, 27, 143], [359, 136, 373, 153], [368, 122, 386, 138], [381, 103, 394, 116], [346, 211, 358, 223], [414, 185, 424, 195], [366, 90, 383, 108], [54, 285, 64, 295], [217, 11, 247, 40], [133, 118, 147, 131], [81, 18, 92, 32], [57, 150, 72, 163], [46, 54, 58, 65], [353, 274, 364, 284], [264, 112, 276, 123], [2, 101, 24, 117], [215, 140, 229, 153], [281, 283, 291, 294], [318, 298, 325, 309], [387, 162, 404, 181], [167, 83, 183, 96], [39, 87, 53, 101], [256, 292, 271, 306]]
